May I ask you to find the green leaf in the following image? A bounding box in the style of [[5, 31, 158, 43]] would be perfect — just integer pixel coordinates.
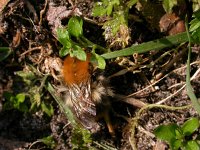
[[33, 93, 41, 106], [106, 0, 120, 16], [94, 53, 106, 69], [193, 0, 200, 12], [154, 124, 179, 144], [0, 47, 11, 62], [57, 28, 70, 46], [175, 128, 183, 139], [92, 2, 107, 16], [92, 0, 120, 17], [15, 70, 36, 85], [3, 92, 28, 112], [82, 129, 92, 144], [41, 102, 54, 117], [185, 140, 200, 150], [191, 28, 200, 44], [182, 118, 199, 136], [16, 93, 25, 103], [72, 45, 86, 61], [91, 52, 106, 69], [30, 101, 37, 112], [190, 10, 200, 44], [15, 93, 27, 111], [172, 139, 182, 150], [68, 17, 83, 38], [59, 46, 70, 57], [103, 10, 127, 37], [15, 71, 35, 79], [189, 10, 200, 32], [40, 136, 56, 149], [107, 4, 113, 16], [189, 18, 200, 32], [127, 0, 138, 8], [71, 127, 92, 149], [162, 0, 178, 13]]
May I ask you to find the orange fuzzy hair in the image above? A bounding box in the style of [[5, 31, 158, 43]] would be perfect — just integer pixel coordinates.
[[63, 54, 91, 85]]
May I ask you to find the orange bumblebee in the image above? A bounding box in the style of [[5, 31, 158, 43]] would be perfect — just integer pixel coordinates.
[[62, 53, 114, 135]]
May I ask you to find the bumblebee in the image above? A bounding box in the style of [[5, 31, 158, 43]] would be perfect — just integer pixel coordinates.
[[62, 54, 114, 135]]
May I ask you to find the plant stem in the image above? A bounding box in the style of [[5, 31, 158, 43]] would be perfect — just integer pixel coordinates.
[[80, 36, 108, 53]]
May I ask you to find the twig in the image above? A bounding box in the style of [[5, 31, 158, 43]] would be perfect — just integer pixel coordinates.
[[39, 0, 48, 27], [114, 94, 147, 108], [20, 46, 43, 57]]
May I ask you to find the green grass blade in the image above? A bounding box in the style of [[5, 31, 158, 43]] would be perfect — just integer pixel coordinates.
[[46, 82, 77, 126], [185, 18, 200, 115], [101, 32, 188, 59]]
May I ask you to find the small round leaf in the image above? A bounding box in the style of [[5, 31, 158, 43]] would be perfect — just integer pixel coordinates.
[[57, 28, 70, 46], [92, 3, 107, 16], [41, 102, 54, 117], [68, 17, 83, 38], [59, 46, 70, 57], [16, 93, 25, 103], [185, 140, 200, 150], [95, 54, 106, 69], [171, 139, 182, 150], [154, 124, 179, 144], [182, 117, 199, 136], [72, 45, 86, 61], [91, 52, 106, 69]]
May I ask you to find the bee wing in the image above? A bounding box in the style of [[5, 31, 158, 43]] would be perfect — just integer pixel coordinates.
[[69, 81, 96, 129]]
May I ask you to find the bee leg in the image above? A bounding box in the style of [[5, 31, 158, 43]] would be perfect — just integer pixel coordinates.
[[103, 110, 115, 137], [96, 107, 115, 137]]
